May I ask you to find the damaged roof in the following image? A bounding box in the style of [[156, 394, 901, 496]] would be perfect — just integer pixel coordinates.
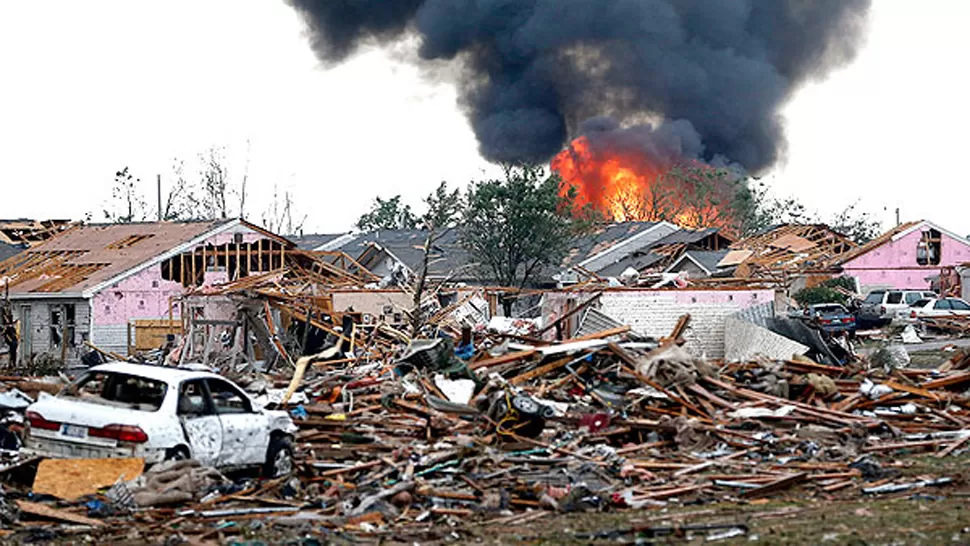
[[665, 250, 732, 275], [591, 226, 730, 278], [0, 220, 240, 296], [722, 224, 857, 278], [320, 229, 473, 280], [292, 233, 350, 251], [559, 222, 669, 270], [0, 242, 25, 263], [0, 219, 73, 246]]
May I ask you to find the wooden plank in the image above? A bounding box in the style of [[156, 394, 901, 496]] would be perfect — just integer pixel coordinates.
[[33, 458, 144, 500], [936, 435, 970, 458], [739, 473, 807, 499], [883, 379, 941, 401], [508, 355, 575, 385], [567, 325, 631, 342], [469, 350, 536, 371], [921, 371, 970, 390], [17, 500, 106, 527]]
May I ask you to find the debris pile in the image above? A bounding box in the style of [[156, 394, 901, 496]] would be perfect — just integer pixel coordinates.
[[4, 308, 970, 541]]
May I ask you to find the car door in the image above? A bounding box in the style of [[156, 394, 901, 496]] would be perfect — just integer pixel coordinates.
[[177, 379, 223, 466], [205, 378, 269, 467]]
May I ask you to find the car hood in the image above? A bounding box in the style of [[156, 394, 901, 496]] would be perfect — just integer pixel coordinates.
[[28, 395, 155, 428]]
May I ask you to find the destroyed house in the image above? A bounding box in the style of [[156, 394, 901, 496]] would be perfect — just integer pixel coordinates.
[[834, 220, 970, 294], [297, 222, 733, 288], [557, 222, 732, 284], [0, 219, 292, 365], [714, 224, 857, 288], [303, 228, 473, 284], [0, 219, 72, 246]]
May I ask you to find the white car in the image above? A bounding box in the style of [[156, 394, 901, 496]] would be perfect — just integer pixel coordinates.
[[898, 297, 970, 321], [25, 362, 297, 477]]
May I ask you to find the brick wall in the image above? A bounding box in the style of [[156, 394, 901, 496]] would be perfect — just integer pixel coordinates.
[[544, 289, 775, 358]]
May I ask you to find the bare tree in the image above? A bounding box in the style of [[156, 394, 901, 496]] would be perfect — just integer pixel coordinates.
[[238, 139, 251, 220], [409, 182, 462, 335], [102, 167, 149, 223], [196, 146, 232, 220], [159, 159, 195, 221], [261, 184, 307, 236]]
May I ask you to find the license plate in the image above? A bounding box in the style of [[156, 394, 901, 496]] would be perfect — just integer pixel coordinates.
[[61, 424, 88, 439]]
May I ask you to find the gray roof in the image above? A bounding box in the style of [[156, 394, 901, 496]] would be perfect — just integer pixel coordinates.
[[560, 222, 664, 269], [594, 228, 723, 277], [292, 233, 351, 251], [670, 250, 732, 274], [649, 227, 722, 246], [312, 222, 723, 286], [322, 229, 474, 280], [0, 242, 25, 263], [597, 251, 667, 277]]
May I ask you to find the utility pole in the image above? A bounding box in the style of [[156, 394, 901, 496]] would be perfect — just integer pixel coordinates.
[[895, 207, 900, 227], [157, 174, 163, 221]]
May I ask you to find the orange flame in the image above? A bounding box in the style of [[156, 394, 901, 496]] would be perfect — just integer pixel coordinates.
[[551, 136, 737, 232]]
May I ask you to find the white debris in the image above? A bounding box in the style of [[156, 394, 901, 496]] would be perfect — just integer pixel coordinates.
[[860, 379, 894, 399], [433, 375, 476, 405], [901, 325, 923, 344], [732, 405, 796, 419]]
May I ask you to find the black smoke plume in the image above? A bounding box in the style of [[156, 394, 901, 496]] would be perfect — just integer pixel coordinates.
[[286, 0, 871, 173]]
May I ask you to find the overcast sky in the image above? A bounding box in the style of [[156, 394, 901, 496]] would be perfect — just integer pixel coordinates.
[[1, 2, 967, 236]]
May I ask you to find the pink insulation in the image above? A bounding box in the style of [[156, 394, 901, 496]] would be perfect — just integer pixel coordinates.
[[92, 227, 268, 327], [841, 227, 970, 291]]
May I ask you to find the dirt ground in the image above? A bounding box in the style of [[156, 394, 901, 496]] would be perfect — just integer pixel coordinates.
[[13, 455, 970, 546], [457, 453, 970, 546]]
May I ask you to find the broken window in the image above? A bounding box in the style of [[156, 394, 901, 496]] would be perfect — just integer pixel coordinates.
[[49, 307, 62, 349], [917, 229, 942, 266], [178, 380, 213, 416], [65, 304, 76, 348], [61, 371, 168, 412], [205, 378, 251, 414]]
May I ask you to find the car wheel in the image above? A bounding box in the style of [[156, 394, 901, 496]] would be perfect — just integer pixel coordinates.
[[263, 436, 293, 478], [164, 446, 191, 462]]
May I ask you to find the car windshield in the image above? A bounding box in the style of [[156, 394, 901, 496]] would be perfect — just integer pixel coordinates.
[[60, 371, 168, 412]]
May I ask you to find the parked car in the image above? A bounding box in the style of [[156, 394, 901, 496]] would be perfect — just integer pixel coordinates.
[[858, 289, 937, 326], [801, 303, 857, 333], [24, 362, 297, 477], [897, 297, 970, 322]]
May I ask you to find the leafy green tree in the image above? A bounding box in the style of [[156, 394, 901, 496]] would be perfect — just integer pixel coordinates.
[[356, 195, 418, 232], [793, 277, 857, 306], [461, 164, 590, 300]]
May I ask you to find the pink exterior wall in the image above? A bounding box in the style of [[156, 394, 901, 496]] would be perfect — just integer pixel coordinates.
[[841, 227, 970, 291], [93, 265, 184, 326], [92, 226, 267, 327]]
